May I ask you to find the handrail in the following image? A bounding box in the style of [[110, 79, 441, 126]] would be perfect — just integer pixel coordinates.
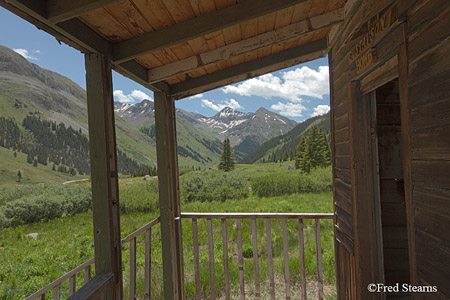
[[121, 217, 160, 244], [66, 272, 114, 300], [24, 213, 333, 300], [24, 217, 160, 300], [23, 258, 95, 300], [181, 212, 334, 300], [181, 212, 334, 219]]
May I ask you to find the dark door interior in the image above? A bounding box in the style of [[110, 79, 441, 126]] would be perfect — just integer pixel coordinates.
[[372, 79, 411, 299]]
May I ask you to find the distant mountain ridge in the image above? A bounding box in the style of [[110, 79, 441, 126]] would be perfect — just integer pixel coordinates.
[[114, 102, 297, 159], [240, 112, 331, 164], [0, 44, 299, 172]]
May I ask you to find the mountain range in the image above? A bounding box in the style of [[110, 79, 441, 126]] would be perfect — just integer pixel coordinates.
[[0, 44, 310, 176]]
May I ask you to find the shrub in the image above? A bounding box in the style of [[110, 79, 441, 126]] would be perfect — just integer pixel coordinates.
[[180, 171, 248, 203], [251, 167, 332, 197], [119, 180, 159, 214], [0, 185, 91, 228]]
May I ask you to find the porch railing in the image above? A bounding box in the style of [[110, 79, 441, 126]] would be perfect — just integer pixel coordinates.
[[181, 213, 333, 300], [23, 217, 160, 300], [23, 213, 333, 300]]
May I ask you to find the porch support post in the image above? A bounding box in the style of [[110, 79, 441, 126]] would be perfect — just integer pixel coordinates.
[[85, 53, 123, 300], [154, 91, 185, 300]]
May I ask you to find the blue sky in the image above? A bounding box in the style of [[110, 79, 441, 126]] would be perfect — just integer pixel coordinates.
[[0, 7, 330, 122]]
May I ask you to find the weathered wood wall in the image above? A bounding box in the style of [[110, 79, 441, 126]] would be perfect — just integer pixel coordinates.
[[406, 0, 450, 298], [330, 0, 450, 298]]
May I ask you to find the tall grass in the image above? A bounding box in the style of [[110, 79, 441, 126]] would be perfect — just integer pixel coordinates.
[[251, 167, 332, 197]]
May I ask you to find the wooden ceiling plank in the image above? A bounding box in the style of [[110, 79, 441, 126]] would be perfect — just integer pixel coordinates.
[[0, 0, 169, 93], [113, 0, 307, 63], [132, 0, 175, 31], [214, 0, 236, 10], [291, 1, 312, 23], [274, 7, 295, 29], [222, 24, 242, 45], [147, 8, 343, 83], [257, 12, 277, 35], [79, 8, 134, 42], [240, 19, 259, 39], [102, 1, 153, 36], [170, 38, 329, 98], [47, 0, 120, 23]]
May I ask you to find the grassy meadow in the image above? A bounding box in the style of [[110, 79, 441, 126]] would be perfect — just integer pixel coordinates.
[[0, 163, 336, 299]]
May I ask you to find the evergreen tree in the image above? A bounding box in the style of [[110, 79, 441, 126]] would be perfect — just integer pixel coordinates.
[[14, 151, 17, 157], [296, 125, 332, 173], [295, 136, 306, 169], [26, 153, 33, 164], [33, 158, 38, 167], [218, 137, 235, 172], [17, 170, 22, 182], [52, 163, 56, 171]]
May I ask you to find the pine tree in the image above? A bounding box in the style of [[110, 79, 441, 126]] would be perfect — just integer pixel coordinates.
[[17, 170, 22, 182], [296, 125, 332, 173], [218, 137, 235, 172], [295, 136, 306, 169], [33, 158, 38, 167]]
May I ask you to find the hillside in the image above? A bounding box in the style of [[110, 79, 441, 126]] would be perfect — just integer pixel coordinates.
[[0, 45, 299, 183], [240, 112, 331, 164], [115, 103, 297, 160]]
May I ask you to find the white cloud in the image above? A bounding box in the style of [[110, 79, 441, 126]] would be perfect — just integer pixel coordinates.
[[13, 48, 39, 60], [311, 105, 330, 117], [222, 66, 329, 101], [130, 90, 151, 101], [189, 93, 203, 99], [201, 98, 243, 111], [113, 89, 152, 103], [271, 102, 306, 117]]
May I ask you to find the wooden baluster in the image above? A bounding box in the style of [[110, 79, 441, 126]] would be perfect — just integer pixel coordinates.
[[315, 219, 324, 300], [282, 218, 291, 300], [39, 293, 45, 300], [145, 228, 152, 300], [130, 237, 137, 300], [69, 274, 76, 295], [266, 219, 275, 300], [298, 219, 307, 300], [53, 285, 60, 300], [252, 218, 260, 299], [192, 218, 201, 300], [207, 218, 216, 300], [236, 219, 245, 300], [84, 265, 91, 285], [222, 219, 231, 300]]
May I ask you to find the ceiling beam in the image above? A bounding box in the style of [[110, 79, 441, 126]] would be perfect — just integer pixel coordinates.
[[0, 0, 167, 93], [170, 38, 329, 99], [47, 0, 120, 24], [113, 61, 170, 94], [147, 8, 343, 84], [112, 0, 307, 64]]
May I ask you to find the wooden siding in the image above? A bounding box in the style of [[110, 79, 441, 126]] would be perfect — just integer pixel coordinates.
[[331, 0, 450, 298], [406, 0, 450, 298]]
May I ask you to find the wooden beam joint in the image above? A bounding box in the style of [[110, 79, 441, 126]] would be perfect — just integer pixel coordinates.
[[112, 0, 307, 63], [170, 38, 329, 99], [47, 0, 120, 23]]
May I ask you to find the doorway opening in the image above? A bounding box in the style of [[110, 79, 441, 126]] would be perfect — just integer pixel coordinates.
[[372, 79, 411, 297]]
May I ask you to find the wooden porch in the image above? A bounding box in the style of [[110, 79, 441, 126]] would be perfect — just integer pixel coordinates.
[[2, 0, 450, 299], [23, 213, 334, 300]]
